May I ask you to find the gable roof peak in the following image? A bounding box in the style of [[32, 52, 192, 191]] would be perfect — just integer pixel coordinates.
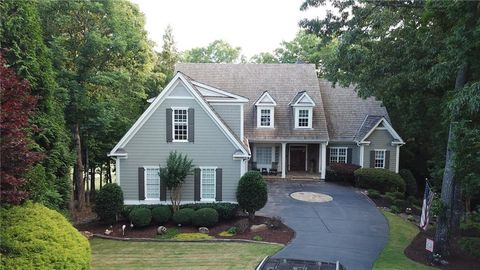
[[255, 91, 277, 106]]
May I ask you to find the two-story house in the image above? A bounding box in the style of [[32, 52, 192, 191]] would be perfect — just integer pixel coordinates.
[[109, 64, 404, 205]]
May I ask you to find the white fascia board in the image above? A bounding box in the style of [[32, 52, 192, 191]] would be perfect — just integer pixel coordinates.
[[290, 92, 316, 107], [191, 81, 249, 103], [255, 91, 277, 106], [359, 117, 405, 144], [109, 72, 250, 157]]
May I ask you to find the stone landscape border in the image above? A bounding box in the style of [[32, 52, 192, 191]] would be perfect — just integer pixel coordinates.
[[91, 233, 285, 246]]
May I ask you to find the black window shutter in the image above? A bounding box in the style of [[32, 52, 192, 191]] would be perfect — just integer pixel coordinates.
[[138, 167, 145, 200], [166, 108, 172, 142], [325, 148, 330, 165], [385, 151, 391, 170], [370, 151, 375, 168], [347, 148, 353, 164], [160, 168, 167, 201], [215, 168, 222, 201], [188, 108, 194, 142], [194, 168, 201, 201]]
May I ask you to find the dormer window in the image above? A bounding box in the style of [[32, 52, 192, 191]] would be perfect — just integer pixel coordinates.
[[255, 91, 277, 128], [290, 91, 315, 129]]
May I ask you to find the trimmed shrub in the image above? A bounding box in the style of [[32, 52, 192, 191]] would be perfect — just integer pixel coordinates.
[[152, 206, 172, 225], [227, 227, 237, 234], [327, 163, 361, 185], [129, 207, 152, 227], [460, 237, 480, 258], [393, 199, 407, 210], [236, 171, 268, 221], [181, 202, 238, 220], [367, 189, 381, 199], [1, 202, 91, 269], [399, 169, 418, 197], [94, 183, 124, 223], [390, 205, 401, 214], [172, 208, 195, 225], [192, 208, 219, 227], [354, 168, 406, 193], [389, 191, 405, 200], [384, 193, 396, 205]]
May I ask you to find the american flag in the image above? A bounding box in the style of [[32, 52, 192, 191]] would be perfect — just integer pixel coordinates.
[[420, 182, 434, 230]]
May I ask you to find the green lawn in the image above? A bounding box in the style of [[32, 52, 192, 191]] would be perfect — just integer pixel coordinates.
[[90, 238, 281, 270], [373, 211, 436, 270]]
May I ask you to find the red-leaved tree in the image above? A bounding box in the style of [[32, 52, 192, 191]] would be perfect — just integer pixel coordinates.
[[0, 52, 40, 204]]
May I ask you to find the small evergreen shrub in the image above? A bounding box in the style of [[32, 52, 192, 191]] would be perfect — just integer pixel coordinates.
[[384, 193, 396, 205], [252, 235, 263, 241], [94, 183, 124, 223], [327, 163, 361, 185], [399, 169, 418, 197], [266, 216, 283, 230], [181, 203, 238, 220], [460, 237, 480, 258], [152, 206, 172, 224], [129, 207, 152, 227], [390, 205, 401, 214], [367, 189, 381, 199], [354, 168, 406, 193], [236, 171, 268, 221], [235, 219, 250, 234], [172, 208, 195, 225], [390, 191, 405, 200], [1, 203, 91, 269], [192, 208, 219, 227], [227, 227, 237, 234], [393, 199, 407, 210]]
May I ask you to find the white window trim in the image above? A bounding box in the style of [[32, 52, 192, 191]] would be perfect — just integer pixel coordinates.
[[329, 147, 348, 163], [294, 107, 313, 129], [172, 107, 189, 142], [144, 166, 160, 200], [256, 106, 274, 128], [374, 149, 386, 169], [200, 166, 217, 202]]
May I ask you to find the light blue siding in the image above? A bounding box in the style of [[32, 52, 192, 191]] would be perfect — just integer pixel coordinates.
[[119, 82, 241, 203], [328, 143, 360, 166], [364, 129, 397, 171]]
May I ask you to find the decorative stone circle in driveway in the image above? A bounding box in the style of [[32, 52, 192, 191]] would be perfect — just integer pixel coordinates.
[[290, 191, 333, 203]]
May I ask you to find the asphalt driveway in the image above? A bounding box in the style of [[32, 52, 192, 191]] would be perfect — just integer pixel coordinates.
[[258, 181, 388, 270]]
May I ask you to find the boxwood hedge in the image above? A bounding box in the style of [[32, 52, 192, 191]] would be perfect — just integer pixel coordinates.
[[354, 168, 406, 193], [0, 202, 91, 269]]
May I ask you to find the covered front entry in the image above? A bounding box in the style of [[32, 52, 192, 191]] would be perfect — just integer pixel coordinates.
[[249, 142, 327, 179], [289, 146, 306, 171]]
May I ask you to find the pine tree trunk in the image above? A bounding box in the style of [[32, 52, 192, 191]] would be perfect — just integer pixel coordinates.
[[434, 63, 468, 257], [73, 122, 85, 210], [99, 166, 103, 189], [107, 161, 112, 183]]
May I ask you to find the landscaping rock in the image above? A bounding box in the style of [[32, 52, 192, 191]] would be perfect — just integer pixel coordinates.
[[104, 229, 112, 236], [157, 226, 167, 235], [198, 227, 209, 234], [250, 224, 268, 233], [407, 215, 416, 222], [405, 207, 412, 214], [81, 231, 93, 239]]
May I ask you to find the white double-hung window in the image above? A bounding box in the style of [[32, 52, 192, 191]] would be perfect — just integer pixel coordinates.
[[256, 147, 272, 165], [296, 108, 311, 128], [374, 150, 386, 168], [144, 166, 160, 199], [173, 108, 188, 141], [201, 167, 216, 200], [329, 147, 347, 163], [259, 108, 273, 127]]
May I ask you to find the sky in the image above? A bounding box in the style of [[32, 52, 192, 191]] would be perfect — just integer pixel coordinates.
[[130, 0, 328, 58]]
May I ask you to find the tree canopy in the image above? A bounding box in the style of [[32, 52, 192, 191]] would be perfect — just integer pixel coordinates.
[[181, 40, 242, 63]]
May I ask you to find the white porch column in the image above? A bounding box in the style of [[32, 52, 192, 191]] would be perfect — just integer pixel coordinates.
[[395, 145, 400, 173], [281, 143, 286, 178], [320, 143, 327, 180], [318, 144, 322, 173], [359, 145, 365, 168]]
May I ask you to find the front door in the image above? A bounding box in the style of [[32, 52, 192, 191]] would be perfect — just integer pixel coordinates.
[[290, 146, 306, 171]]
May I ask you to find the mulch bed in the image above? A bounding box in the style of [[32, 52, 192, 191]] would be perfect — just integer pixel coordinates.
[[76, 216, 294, 245], [404, 228, 480, 270]]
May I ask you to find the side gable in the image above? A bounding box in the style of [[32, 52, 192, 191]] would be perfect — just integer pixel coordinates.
[[109, 73, 250, 157], [357, 117, 404, 145]]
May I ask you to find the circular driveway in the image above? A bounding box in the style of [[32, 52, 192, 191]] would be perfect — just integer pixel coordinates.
[[258, 181, 388, 270]]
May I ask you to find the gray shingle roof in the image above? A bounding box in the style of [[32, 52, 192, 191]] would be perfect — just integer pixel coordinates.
[[176, 63, 329, 142], [354, 115, 384, 142], [319, 80, 390, 141]]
